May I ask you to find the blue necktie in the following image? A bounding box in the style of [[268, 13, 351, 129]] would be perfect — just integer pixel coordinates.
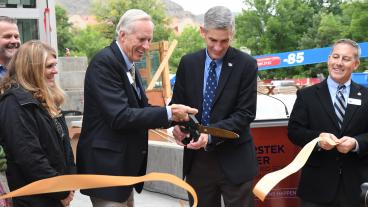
[[334, 85, 346, 128], [201, 61, 217, 126]]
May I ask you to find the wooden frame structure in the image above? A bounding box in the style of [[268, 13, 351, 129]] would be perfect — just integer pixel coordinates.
[[142, 40, 177, 106]]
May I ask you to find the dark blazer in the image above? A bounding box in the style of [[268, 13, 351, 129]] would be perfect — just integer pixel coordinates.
[[0, 86, 75, 207], [170, 47, 259, 184], [288, 79, 368, 205], [76, 42, 170, 202]]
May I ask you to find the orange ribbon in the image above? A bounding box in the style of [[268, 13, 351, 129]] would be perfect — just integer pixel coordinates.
[[0, 172, 198, 207], [253, 136, 337, 201]]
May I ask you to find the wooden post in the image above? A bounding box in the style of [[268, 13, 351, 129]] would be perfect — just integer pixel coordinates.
[[146, 40, 177, 91], [145, 51, 152, 85], [159, 41, 171, 102]]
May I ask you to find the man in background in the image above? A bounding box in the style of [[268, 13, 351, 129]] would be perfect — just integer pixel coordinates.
[[0, 16, 20, 207], [0, 16, 20, 78]]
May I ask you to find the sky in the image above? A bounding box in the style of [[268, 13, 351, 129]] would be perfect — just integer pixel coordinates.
[[169, 0, 245, 15]]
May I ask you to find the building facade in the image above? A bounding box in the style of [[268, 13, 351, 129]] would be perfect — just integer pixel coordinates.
[[0, 0, 57, 51]]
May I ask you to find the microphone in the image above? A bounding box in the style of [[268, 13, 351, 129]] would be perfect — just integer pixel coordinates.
[[257, 90, 290, 118]]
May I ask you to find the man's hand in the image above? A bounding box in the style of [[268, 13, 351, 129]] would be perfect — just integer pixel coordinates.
[[319, 133, 339, 150], [186, 133, 208, 150], [172, 125, 188, 146], [336, 136, 357, 154], [60, 191, 74, 207], [170, 104, 198, 122]]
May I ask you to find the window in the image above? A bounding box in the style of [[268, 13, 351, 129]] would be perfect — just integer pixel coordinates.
[[0, 0, 36, 8], [22, 0, 36, 8], [17, 19, 39, 43]]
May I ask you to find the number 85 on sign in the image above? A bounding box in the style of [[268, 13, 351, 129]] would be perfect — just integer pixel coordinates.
[[283, 52, 305, 64]]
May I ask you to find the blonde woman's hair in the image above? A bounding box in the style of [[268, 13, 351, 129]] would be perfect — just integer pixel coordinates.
[[0, 40, 65, 117]]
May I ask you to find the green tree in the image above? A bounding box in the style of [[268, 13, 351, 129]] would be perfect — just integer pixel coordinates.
[[341, 1, 368, 42], [236, 0, 367, 79], [72, 25, 110, 60], [266, 0, 314, 53], [169, 26, 204, 73], [91, 0, 173, 42], [316, 14, 345, 46], [235, 0, 276, 55], [55, 5, 74, 56]]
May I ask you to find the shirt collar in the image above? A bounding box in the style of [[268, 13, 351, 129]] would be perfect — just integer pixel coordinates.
[[327, 76, 351, 89], [115, 41, 133, 72], [205, 49, 223, 66]]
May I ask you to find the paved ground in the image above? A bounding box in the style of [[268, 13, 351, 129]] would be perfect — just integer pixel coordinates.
[[71, 189, 190, 207]]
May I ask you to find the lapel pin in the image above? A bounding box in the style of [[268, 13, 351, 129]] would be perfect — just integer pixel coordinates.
[[358, 92, 361, 96], [228, 62, 233, 67]]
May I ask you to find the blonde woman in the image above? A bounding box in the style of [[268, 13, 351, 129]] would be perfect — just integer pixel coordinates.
[[0, 40, 75, 207]]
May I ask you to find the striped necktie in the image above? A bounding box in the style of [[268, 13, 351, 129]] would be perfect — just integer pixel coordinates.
[[130, 64, 136, 87], [334, 85, 346, 128]]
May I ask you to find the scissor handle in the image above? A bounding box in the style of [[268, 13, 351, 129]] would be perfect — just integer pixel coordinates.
[[180, 114, 200, 145]]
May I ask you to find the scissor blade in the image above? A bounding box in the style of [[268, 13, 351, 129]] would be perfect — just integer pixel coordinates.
[[197, 125, 239, 139]]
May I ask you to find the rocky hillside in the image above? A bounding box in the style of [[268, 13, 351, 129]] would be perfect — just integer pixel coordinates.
[[55, 0, 202, 24], [55, 0, 91, 15]]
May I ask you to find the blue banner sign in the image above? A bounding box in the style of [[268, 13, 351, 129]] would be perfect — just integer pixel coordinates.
[[254, 42, 368, 70]]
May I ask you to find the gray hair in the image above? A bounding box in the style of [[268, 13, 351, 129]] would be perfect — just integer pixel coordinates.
[[332, 39, 361, 60], [115, 9, 153, 37], [0, 16, 17, 24], [204, 6, 235, 34]]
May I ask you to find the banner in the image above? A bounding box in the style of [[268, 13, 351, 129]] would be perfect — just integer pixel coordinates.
[[255, 42, 368, 70]]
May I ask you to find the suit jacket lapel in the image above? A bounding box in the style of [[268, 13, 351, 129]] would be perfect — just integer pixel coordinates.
[[109, 42, 146, 105], [110, 42, 127, 74], [213, 47, 234, 105], [341, 82, 364, 131], [316, 80, 340, 129], [196, 51, 206, 114]]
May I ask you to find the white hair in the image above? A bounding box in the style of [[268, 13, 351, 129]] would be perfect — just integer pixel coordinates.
[[115, 9, 154, 37]]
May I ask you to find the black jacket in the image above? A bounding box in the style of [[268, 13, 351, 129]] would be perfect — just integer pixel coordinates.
[[170, 47, 259, 184], [0, 85, 75, 207], [288, 80, 368, 205], [77, 42, 170, 202]]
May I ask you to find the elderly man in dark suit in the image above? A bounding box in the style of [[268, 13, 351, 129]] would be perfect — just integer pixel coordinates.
[[288, 39, 368, 207], [171, 6, 259, 207], [76, 9, 197, 207]]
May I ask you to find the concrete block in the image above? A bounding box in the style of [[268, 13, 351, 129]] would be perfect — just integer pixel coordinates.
[[145, 141, 188, 200], [59, 71, 85, 89], [58, 57, 88, 72], [65, 115, 83, 128], [62, 90, 84, 112]]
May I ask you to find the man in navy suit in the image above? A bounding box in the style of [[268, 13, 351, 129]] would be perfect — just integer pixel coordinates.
[[76, 9, 197, 207], [171, 6, 258, 207], [288, 39, 368, 207]]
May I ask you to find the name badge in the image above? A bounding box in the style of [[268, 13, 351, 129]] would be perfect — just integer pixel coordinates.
[[348, 98, 361, 106], [126, 72, 134, 84]]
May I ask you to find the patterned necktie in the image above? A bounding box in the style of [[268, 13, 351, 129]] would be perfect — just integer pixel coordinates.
[[334, 85, 346, 128], [201, 61, 217, 126], [130, 64, 136, 88]]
